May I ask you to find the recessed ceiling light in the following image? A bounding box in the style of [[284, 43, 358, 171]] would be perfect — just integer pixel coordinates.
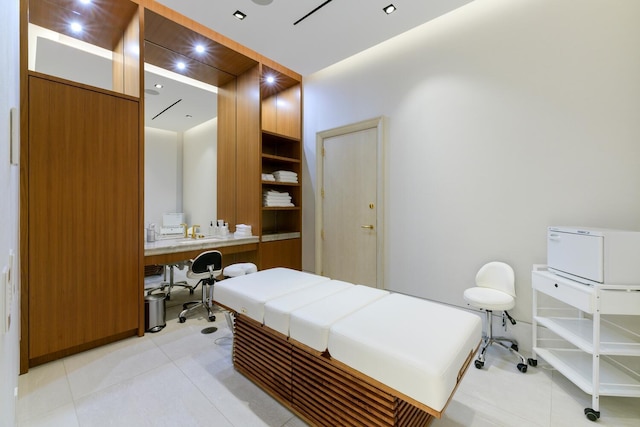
[[69, 22, 83, 33], [176, 62, 186, 70], [265, 75, 275, 84], [233, 10, 247, 20], [154, 83, 163, 89], [383, 4, 396, 14], [195, 44, 205, 54], [79, 0, 91, 4]]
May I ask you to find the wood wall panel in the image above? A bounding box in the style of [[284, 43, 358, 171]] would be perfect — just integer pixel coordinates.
[[27, 75, 139, 364], [235, 66, 261, 231], [217, 79, 238, 228]]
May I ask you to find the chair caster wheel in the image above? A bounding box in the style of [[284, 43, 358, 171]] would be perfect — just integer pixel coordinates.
[[208, 315, 216, 322], [584, 408, 600, 421], [511, 343, 519, 351], [517, 363, 528, 373], [474, 360, 484, 369], [528, 358, 537, 367], [179, 316, 186, 323]]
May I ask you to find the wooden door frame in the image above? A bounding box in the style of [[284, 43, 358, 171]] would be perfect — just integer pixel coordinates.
[[315, 117, 386, 289]]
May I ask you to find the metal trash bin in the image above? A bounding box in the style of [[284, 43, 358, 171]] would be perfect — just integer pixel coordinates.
[[145, 293, 166, 332]]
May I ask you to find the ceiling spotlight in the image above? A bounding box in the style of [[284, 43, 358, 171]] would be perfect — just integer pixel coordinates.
[[265, 75, 275, 84], [154, 83, 163, 89], [176, 62, 186, 70], [69, 22, 83, 33], [79, 0, 91, 4], [233, 10, 247, 20], [383, 4, 396, 14], [195, 44, 205, 54]]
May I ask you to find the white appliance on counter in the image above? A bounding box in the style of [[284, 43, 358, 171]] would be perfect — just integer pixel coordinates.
[[547, 226, 640, 285]]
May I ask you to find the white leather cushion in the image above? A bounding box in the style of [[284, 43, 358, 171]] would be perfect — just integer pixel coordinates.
[[264, 280, 354, 336], [463, 287, 515, 311], [289, 285, 389, 352], [214, 268, 330, 323], [328, 293, 482, 412]]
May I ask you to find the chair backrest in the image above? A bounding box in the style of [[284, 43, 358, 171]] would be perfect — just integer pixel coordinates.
[[190, 250, 223, 277], [475, 261, 516, 297]]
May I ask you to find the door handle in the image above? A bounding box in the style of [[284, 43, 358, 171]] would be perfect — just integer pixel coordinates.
[[361, 225, 374, 229]]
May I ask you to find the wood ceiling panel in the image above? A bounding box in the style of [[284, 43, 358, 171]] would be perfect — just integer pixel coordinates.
[[144, 9, 258, 78], [29, 0, 138, 51]]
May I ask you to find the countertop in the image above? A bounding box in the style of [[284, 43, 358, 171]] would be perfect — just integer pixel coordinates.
[[144, 235, 259, 257]]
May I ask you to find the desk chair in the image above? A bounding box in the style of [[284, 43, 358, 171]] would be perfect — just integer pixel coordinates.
[[463, 261, 528, 373], [179, 250, 222, 323]]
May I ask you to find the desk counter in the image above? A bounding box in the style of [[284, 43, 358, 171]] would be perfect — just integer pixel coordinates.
[[144, 236, 259, 265]]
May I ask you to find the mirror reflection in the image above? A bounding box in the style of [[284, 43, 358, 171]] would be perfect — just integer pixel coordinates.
[[143, 45, 220, 239]]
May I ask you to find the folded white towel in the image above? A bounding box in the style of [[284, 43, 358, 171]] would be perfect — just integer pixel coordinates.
[[264, 190, 290, 196], [264, 201, 295, 207], [273, 170, 298, 177], [275, 177, 298, 183], [261, 173, 276, 181]]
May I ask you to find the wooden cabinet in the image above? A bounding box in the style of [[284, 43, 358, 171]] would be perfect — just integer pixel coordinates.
[[26, 75, 140, 366], [260, 75, 302, 270]]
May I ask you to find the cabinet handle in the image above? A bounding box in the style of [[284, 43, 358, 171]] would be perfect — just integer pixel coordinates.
[[361, 225, 374, 229]]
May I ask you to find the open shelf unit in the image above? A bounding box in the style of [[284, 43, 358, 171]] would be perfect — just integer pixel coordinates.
[[531, 268, 640, 421]]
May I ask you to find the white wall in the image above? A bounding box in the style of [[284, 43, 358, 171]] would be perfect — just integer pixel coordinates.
[[183, 118, 218, 232], [144, 128, 183, 229], [302, 0, 640, 332], [0, 1, 21, 425]]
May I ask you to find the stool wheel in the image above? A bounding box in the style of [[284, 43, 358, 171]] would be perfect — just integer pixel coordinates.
[[511, 343, 519, 351], [517, 363, 527, 373], [208, 315, 216, 322], [527, 358, 537, 367], [179, 316, 186, 323], [189, 289, 194, 294], [474, 360, 484, 369]]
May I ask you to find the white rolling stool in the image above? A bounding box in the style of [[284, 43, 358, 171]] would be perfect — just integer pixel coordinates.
[[223, 262, 258, 278], [463, 261, 528, 373], [221, 262, 257, 331]]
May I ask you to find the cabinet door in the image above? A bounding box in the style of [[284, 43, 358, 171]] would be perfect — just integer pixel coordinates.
[[28, 76, 139, 363], [260, 239, 301, 270]]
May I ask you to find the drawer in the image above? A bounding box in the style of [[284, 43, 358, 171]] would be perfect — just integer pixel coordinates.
[[532, 271, 594, 312]]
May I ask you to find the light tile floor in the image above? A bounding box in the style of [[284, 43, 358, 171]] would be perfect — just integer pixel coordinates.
[[17, 272, 640, 426]]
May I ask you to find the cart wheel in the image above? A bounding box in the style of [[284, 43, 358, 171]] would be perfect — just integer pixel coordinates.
[[208, 315, 216, 322], [584, 408, 600, 421], [511, 343, 519, 352], [517, 363, 528, 373], [179, 316, 186, 323], [474, 360, 484, 369], [527, 358, 537, 367]]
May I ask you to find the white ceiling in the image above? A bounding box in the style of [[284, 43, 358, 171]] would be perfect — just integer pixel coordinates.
[[156, 0, 474, 76]]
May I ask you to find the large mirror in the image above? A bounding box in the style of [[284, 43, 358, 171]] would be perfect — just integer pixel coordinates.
[[143, 47, 220, 238]]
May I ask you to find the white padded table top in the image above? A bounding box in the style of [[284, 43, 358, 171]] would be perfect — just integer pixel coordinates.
[[264, 280, 354, 336], [289, 285, 389, 352], [327, 293, 482, 412], [214, 268, 330, 323]]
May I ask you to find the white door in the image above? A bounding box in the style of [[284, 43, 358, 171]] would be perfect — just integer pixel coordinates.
[[316, 118, 384, 288]]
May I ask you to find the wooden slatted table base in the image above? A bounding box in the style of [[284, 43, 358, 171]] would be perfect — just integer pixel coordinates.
[[233, 314, 435, 427]]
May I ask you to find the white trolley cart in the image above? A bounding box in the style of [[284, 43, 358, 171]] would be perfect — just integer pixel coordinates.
[[529, 266, 640, 422]]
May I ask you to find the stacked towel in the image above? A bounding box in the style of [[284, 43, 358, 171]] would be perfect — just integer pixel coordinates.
[[262, 173, 276, 182], [234, 224, 253, 239], [273, 170, 298, 183], [263, 190, 294, 207]]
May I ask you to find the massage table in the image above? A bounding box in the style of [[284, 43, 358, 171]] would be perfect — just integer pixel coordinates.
[[215, 268, 482, 426]]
